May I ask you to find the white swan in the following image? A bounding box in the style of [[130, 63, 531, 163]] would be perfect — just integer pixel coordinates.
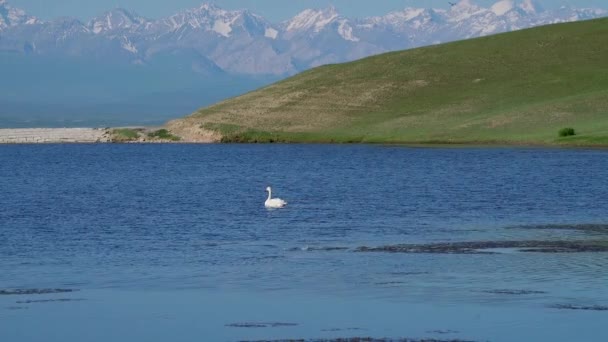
[[265, 187, 287, 209]]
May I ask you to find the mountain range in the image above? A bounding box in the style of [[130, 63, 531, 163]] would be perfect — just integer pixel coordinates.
[[2, 0, 607, 76]]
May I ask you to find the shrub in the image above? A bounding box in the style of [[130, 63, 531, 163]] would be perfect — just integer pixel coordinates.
[[111, 128, 140, 142], [559, 128, 576, 137], [147, 129, 181, 141]]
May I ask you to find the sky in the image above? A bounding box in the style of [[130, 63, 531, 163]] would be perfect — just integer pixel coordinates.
[[8, 0, 608, 22]]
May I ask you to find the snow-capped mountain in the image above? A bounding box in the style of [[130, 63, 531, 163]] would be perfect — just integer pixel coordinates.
[[278, 7, 380, 68], [153, 3, 265, 37], [284, 7, 340, 34], [88, 8, 149, 34], [0, 0, 40, 30], [1, 0, 606, 75], [137, 3, 287, 74], [283, 6, 361, 43]]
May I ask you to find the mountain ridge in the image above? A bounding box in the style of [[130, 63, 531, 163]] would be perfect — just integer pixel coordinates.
[[1, 0, 607, 75]]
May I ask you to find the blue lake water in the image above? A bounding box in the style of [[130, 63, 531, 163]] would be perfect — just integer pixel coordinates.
[[1, 144, 607, 342]]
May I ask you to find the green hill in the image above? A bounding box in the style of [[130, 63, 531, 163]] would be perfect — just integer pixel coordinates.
[[168, 18, 608, 146]]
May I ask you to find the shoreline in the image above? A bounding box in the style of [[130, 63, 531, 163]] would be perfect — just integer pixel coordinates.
[[0, 127, 187, 144], [1, 127, 607, 149], [0, 128, 111, 144]]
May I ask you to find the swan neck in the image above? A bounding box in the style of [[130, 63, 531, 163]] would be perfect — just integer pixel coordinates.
[[267, 189, 272, 201]]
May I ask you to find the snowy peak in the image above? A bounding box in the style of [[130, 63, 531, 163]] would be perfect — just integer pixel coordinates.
[[88, 8, 147, 34], [519, 0, 543, 15], [0, 0, 40, 30], [194, 2, 233, 20], [371, 7, 443, 29], [337, 19, 359, 42], [489, 0, 545, 17], [491, 0, 515, 16], [230, 11, 275, 37], [43, 17, 90, 39], [1, 0, 608, 75], [198, 2, 221, 12], [450, 0, 482, 13], [159, 3, 247, 37], [553, 5, 607, 22], [374, 8, 426, 25], [283, 6, 360, 42], [448, 0, 486, 21], [397, 8, 427, 21], [152, 2, 276, 39], [285, 7, 339, 32]]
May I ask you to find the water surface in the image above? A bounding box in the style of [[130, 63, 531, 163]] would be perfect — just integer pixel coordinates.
[[1, 144, 607, 341]]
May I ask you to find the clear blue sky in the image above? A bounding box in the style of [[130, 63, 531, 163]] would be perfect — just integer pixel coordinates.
[[9, 0, 608, 22]]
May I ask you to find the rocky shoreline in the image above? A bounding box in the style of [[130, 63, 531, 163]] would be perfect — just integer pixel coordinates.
[[0, 128, 111, 144], [0, 127, 193, 144]]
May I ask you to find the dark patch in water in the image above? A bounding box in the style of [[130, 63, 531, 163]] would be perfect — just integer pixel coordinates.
[[427, 330, 460, 335], [388, 272, 431, 276], [240, 338, 477, 342], [482, 289, 547, 295], [16, 298, 86, 304], [6, 306, 28, 310], [320, 247, 350, 251], [260, 244, 278, 248], [549, 304, 608, 311], [242, 255, 284, 262], [321, 328, 366, 332], [355, 240, 608, 254], [0, 289, 78, 296], [226, 322, 298, 328], [289, 246, 350, 252], [511, 224, 608, 234], [375, 281, 406, 286]]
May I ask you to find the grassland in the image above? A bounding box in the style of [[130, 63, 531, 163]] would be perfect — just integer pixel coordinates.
[[168, 18, 608, 146]]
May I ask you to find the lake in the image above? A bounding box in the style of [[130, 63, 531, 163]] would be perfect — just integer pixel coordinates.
[[1, 144, 607, 342]]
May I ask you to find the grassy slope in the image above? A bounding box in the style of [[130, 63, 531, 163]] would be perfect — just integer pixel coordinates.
[[171, 18, 608, 145]]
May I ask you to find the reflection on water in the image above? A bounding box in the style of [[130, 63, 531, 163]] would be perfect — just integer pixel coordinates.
[[1, 144, 607, 341]]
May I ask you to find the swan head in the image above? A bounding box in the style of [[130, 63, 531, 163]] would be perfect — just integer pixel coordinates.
[[265, 186, 271, 192]]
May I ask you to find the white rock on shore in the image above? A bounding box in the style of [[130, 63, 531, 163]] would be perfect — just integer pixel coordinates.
[[0, 128, 110, 144]]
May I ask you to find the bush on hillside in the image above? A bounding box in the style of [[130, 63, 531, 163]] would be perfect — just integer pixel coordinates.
[[147, 129, 181, 141], [559, 128, 576, 137], [111, 128, 140, 142]]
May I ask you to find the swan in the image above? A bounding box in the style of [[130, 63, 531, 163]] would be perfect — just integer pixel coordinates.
[[265, 187, 287, 209]]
